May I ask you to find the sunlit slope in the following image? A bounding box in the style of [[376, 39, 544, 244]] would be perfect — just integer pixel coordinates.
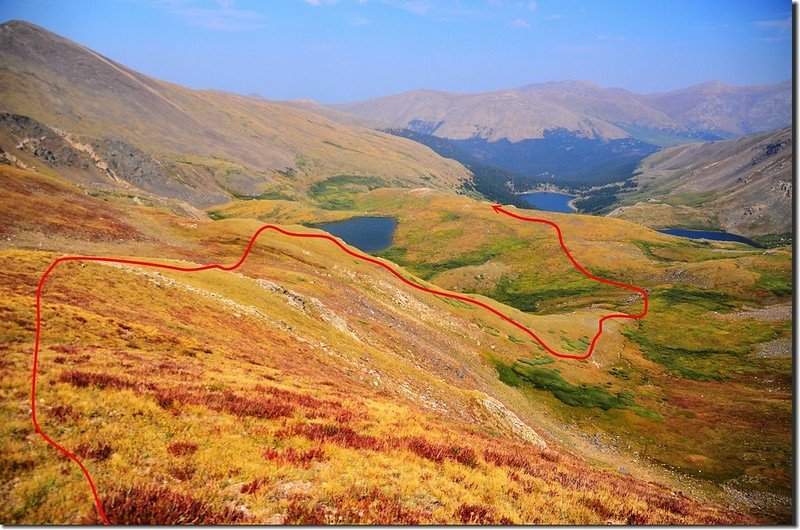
[[0, 21, 470, 207], [217, 186, 792, 522], [0, 166, 756, 524]]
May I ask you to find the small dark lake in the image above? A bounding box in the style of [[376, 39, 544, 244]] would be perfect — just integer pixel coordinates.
[[312, 216, 397, 253], [657, 228, 760, 247], [518, 192, 577, 213]]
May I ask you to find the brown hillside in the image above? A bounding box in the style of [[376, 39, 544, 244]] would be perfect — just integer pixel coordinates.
[[0, 20, 470, 207], [608, 127, 792, 239]]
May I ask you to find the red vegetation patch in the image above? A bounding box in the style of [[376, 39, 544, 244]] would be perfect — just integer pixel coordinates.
[[49, 404, 80, 423], [54, 354, 90, 365], [167, 441, 198, 457], [168, 464, 196, 481], [57, 370, 141, 391], [579, 496, 628, 521], [51, 344, 82, 354], [240, 477, 270, 495], [263, 446, 326, 468], [402, 436, 478, 467], [83, 485, 248, 524], [284, 489, 424, 525], [153, 386, 294, 420], [481, 442, 749, 524], [454, 503, 508, 524], [278, 423, 482, 469], [253, 384, 359, 422], [552, 471, 593, 491], [155, 360, 198, 377], [74, 442, 113, 461], [279, 423, 383, 451], [483, 446, 560, 479], [258, 385, 332, 408], [651, 493, 690, 516], [0, 456, 35, 479], [224, 393, 294, 419]]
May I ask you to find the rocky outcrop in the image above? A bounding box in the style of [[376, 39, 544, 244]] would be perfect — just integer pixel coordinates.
[[0, 113, 86, 169], [481, 395, 547, 448], [89, 138, 226, 206]]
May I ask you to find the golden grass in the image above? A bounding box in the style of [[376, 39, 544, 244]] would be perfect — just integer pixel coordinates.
[[0, 169, 789, 523]]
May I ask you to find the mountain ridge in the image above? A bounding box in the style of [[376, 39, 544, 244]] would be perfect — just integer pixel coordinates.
[[0, 20, 471, 207], [607, 126, 792, 240], [333, 79, 790, 145]]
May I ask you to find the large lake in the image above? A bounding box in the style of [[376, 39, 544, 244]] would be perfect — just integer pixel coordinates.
[[313, 216, 397, 253], [518, 192, 577, 213], [657, 228, 760, 247]]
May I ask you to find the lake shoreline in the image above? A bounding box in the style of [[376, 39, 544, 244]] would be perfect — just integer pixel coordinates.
[[312, 216, 398, 253], [518, 191, 578, 214], [656, 228, 760, 247]]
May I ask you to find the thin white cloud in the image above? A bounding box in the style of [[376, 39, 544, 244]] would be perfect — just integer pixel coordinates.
[[754, 16, 791, 41], [755, 17, 791, 30], [351, 16, 370, 25], [509, 17, 531, 29], [755, 16, 791, 33], [154, 1, 266, 31], [304, 0, 338, 5], [401, 1, 433, 15], [371, 0, 483, 20]]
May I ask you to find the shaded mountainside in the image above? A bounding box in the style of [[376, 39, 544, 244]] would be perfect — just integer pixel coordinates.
[[386, 127, 655, 197], [607, 127, 792, 242], [0, 20, 470, 207], [384, 128, 529, 207]]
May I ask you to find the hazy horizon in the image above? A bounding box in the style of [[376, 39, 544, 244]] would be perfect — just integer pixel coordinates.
[[0, 0, 792, 104]]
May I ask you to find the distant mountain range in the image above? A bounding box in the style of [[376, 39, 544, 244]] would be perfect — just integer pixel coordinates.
[[334, 79, 791, 145], [330, 79, 790, 183]]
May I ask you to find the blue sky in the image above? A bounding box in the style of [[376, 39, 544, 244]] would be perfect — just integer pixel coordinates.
[[0, 0, 792, 103]]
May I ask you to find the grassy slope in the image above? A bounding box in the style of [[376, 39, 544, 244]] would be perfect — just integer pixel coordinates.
[[216, 184, 793, 522], [0, 166, 762, 524]]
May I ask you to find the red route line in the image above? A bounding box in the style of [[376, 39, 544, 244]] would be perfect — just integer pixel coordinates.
[[31, 204, 648, 524]]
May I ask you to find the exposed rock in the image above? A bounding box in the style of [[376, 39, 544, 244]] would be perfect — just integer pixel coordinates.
[[481, 395, 546, 448], [256, 278, 356, 340], [0, 112, 86, 170], [91, 138, 228, 206], [722, 303, 791, 322], [272, 480, 313, 499], [753, 338, 791, 359]]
